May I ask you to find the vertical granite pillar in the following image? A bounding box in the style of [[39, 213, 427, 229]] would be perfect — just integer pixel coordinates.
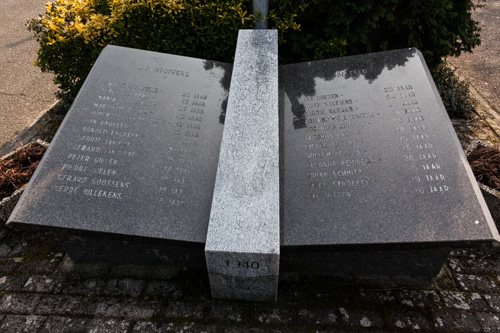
[[253, 0, 269, 29], [205, 30, 279, 302]]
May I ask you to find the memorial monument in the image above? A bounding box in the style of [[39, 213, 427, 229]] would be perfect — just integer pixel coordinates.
[[6, 0, 500, 302], [7, 46, 232, 267]]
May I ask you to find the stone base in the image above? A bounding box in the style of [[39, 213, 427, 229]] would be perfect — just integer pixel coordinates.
[[281, 246, 451, 277], [57, 232, 205, 267]]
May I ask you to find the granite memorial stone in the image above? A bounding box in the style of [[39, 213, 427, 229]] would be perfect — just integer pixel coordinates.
[[280, 48, 500, 276], [7, 45, 232, 266], [205, 30, 280, 302]]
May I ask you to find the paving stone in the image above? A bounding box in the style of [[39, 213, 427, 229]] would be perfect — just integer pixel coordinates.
[[475, 312, 500, 333], [175, 322, 220, 333], [433, 266, 458, 290], [59, 277, 106, 296], [455, 274, 499, 292], [386, 309, 432, 330], [224, 327, 267, 333], [356, 289, 397, 305], [0, 227, 10, 241], [119, 298, 161, 320], [22, 275, 62, 293], [103, 278, 145, 297], [0, 315, 47, 332], [86, 318, 131, 333], [398, 289, 442, 308], [144, 280, 182, 299], [208, 302, 245, 323], [16, 258, 60, 275], [131, 321, 177, 332], [484, 294, 500, 312], [0, 258, 20, 273], [56, 255, 111, 278], [91, 296, 123, 317], [461, 256, 500, 275], [447, 257, 469, 274], [294, 307, 338, 325], [0, 244, 13, 257], [34, 295, 85, 316], [0, 293, 42, 314], [433, 311, 482, 332], [251, 304, 295, 324], [39, 316, 88, 333], [337, 306, 385, 329], [439, 290, 473, 310], [164, 300, 207, 320], [0, 274, 28, 292]]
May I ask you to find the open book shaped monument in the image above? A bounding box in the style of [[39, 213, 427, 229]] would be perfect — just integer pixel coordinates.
[[7, 30, 500, 302]]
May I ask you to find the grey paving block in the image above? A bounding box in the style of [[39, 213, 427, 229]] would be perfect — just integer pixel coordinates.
[[131, 321, 176, 332], [132, 321, 219, 333], [455, 273, 499, 293], [440, 290, 490, 311], [295, 307, 338, 325], [386, 309, 432, 330], [86, 318, 131, 333], [118, 298, 161, 320], [22, 275, 62, 293], [0, 293, 41, 314], [34, 295, 84, 316], [16, 258, 59, 275], [357, 289, 397, 305], [251, 304, 295, 325], [205, 29, 279, 302], [59, 278, 106, 296], [207, 302, 245, 323], [39, 316, 88, 333], [0, 315, 47, 333], [484, 294, 500, 312], [0, 275, 28, 292], [224, 327, 267, 333], [475, 312, 500, 333], [91, 296, 123, 317], [337, 306, 385, 329], [144, 280, 182, 299], [164, 301, 207, 320], [433, 311, 482, 332], [398, 289, 442, 309], [103, 278, 145, 297]]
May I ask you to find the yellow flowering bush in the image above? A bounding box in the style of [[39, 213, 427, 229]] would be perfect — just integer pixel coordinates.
[[28, 0, 481, 106], [28, 0, 301, 102]]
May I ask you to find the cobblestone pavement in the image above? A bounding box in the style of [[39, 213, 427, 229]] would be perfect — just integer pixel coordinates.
[[1, 226, 500, 332]]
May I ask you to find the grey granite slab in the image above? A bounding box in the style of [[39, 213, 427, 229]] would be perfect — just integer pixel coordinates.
[[7, 45, 232, 266], [205, 30, 280, 302], [280, 48, 500, 274]]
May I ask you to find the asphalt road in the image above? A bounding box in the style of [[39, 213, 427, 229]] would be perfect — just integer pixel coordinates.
[[0, 0, 57, 150], [448, 0, 500, 114]]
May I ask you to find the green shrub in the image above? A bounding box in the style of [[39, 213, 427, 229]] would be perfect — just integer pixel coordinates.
[[27, 0, 263, 102], [28, 0, 483, 103], [274, 0, 483, 66], [431, 63, 477, 118]]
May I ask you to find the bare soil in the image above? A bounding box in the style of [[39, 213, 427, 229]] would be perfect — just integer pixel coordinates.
[[468, 145, 500, 190], [0, 142, 46, 199]]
